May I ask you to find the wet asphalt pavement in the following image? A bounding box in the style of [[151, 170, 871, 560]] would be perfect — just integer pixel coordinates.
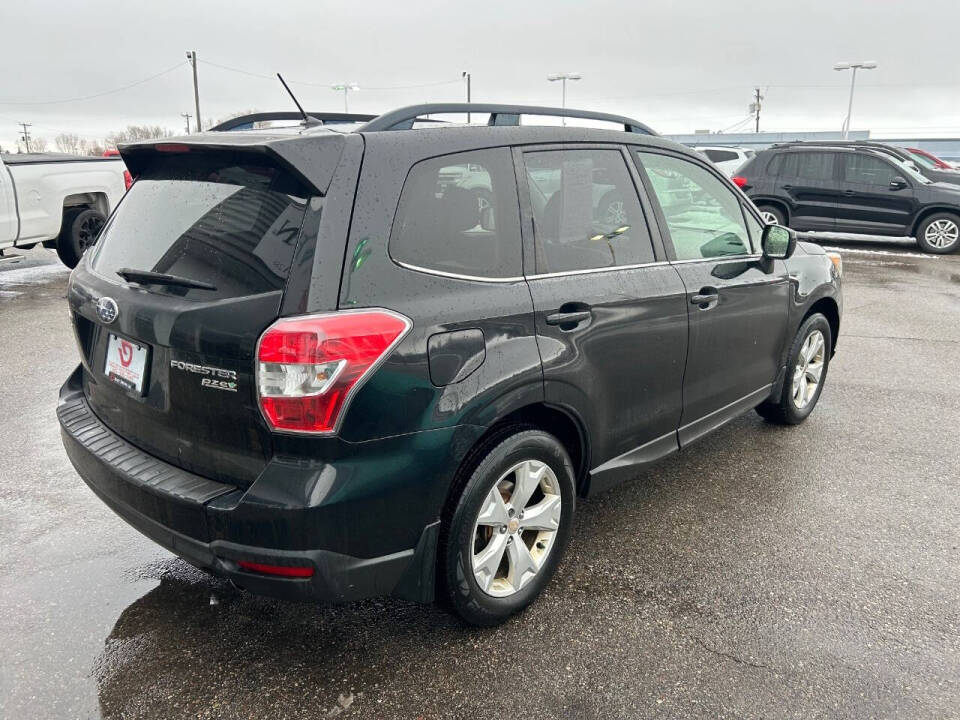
[[1, 241, 958, 719]]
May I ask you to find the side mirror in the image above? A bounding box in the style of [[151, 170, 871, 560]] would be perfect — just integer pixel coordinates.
[[761, 224, 796, 260], [889, 176, 908, 191]]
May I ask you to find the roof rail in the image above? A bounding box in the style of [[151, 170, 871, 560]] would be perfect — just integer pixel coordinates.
[[209, 111, 377, 132], [356, 103, 657, 135]]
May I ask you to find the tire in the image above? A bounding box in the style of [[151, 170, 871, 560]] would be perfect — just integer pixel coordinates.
[[756, 313, 832, 425], [56, 207, 106, 268], [439, 428, 576, 626], [915, 212, 960, 254], [757, 204, 786, 226]]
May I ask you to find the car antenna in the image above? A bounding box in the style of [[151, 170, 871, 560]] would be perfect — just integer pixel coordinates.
[[277, 73, 322, 128]]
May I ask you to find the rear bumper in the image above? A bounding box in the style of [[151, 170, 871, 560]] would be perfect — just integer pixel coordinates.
[[58, 368, 477, 604]]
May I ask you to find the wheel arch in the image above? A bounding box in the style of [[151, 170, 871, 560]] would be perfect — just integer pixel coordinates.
[[802, 296, 840, 355], [910, 206, 960, 239], [752, 197, 789, 223]]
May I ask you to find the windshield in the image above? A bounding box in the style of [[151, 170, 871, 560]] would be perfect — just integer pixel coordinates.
[[907, 150, 936, 170], [90, 154, 311, 300], [893, 157, 932, 184]]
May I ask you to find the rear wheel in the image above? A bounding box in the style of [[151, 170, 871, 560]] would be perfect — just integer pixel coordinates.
[[916, 212, 960, 254], [756, 313, 832, 425], [757, 204, 786, 226], [440, 428, 575, 626], [56, 207, 106, 268]]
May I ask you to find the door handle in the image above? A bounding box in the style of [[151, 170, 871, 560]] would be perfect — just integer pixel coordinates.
[[781, 184, 793, 191], [843, 189, 856, 196], [545, 302, 592, 327], [690, 287, 719, 308]]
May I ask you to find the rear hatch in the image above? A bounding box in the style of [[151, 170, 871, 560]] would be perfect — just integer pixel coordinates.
[[67, 141, 336, 486]]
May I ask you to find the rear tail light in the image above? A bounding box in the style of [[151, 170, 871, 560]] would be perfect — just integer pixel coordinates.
[[732, 176, 748, 188], [256, 309, 412, 434], [122, 170, 133, 191]]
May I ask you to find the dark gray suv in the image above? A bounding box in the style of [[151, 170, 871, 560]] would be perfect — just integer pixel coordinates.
[[58, 104, 842, 625]]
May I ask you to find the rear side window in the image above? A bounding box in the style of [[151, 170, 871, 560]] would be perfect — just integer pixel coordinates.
[[780, 151, 835, 181], [390, 148, 521, 279], [90, 153, 310, 300], [522, 148, 655, 273]]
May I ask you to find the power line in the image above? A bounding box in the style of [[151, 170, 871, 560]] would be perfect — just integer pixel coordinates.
[[0, 61, 187, 106], [199, 59, 461, 90]]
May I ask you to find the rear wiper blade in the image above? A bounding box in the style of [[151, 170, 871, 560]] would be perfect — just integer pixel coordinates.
[[117, 268, 217, 291]]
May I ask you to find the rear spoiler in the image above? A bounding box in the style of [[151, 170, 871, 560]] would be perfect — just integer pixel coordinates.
[[208, 112, 376, 132], [117, 132, 348, 195]]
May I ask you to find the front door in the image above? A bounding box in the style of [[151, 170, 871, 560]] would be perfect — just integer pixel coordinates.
[[835, 152, 918, 235], [634, 149, 790, 445], [516, 145, 689, 479]]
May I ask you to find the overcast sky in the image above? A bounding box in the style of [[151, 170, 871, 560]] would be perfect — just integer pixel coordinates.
[[1, 0, 958, 150]]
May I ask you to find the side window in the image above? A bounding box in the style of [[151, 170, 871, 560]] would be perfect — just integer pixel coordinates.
[[743, 205, 765, 253], [704, 149, 738, 163], [390, 147, 521, 278], [522, 148, 655, 273], [636, 152, 752, 261], [843, 154, 898, 186], [766, 153, 784, 176], [780, 152, 834, 180]]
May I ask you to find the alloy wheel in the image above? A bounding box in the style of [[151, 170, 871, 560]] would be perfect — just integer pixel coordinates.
[[760, 210, 780, 225], [924, 219, 959, 249], [603, 200, 628, 226], [471, 459, 562, 598], [792, 329, 825, 410], [77, 215, 105, 253]]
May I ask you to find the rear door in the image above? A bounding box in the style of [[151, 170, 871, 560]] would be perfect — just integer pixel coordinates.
[[836, 152, 917, 234], [634, 149, 789, 445], [775, 150, 840, 231], [67, 148, 333, 486], [516, 144, 688, 476], [0, 159, 16, 244]]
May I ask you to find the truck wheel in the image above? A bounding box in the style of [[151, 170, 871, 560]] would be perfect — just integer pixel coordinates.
[[916, 212, 960, 254], [57, 207, 105, 268], [439, 428, 575, 626], [756, 313, 832, 425]]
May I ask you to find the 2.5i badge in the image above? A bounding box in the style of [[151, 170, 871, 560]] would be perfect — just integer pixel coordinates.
[[170, 359, 238, 392]]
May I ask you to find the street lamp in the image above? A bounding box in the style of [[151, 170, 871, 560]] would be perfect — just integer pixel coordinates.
[[833, 61, 877, 139], [547, 72, 582, 124], [331, 82, 360, 113]]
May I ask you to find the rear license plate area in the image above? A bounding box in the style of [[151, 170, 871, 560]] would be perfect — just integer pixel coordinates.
[[104, 333, 150, 394]]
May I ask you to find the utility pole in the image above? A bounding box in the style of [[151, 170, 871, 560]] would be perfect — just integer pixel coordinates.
[[18, 122, 32, 153], [753, 88, 763, 133], [181, 113, 192, 134], [331, 83, 359, 113], [462, 71, 471, 123], [186, 51, 202, 132]]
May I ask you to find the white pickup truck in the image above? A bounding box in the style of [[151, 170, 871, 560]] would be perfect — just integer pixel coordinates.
[[1, 152, 128, 267]]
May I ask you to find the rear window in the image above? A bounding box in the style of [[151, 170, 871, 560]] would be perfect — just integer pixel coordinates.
[[704, 149, 738, 163], [90, 154, 311, 300]]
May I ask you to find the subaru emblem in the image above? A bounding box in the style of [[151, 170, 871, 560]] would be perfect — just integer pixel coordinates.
[[96, 297, 119, 324]]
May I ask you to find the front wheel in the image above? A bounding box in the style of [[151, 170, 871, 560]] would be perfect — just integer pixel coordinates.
[[916, 212, 960, 254], [756, 313, 832, 425], [757, 205, 786, 226], [440, 428, 576, 626]]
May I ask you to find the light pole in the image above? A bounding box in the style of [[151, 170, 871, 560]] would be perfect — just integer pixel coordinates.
[[547, 72, 582, 124], [834, 61, 877, 139], [331, 82, 359, 113], [186, 51, 202, 131]]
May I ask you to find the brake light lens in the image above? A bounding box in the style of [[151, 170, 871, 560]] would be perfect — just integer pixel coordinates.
[[256, 309, 412, 434], [122, 170, 133, 191], [732, 176, 748, 188]]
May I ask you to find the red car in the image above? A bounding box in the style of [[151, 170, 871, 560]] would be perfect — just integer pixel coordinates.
[[906, 147, 957, 171]]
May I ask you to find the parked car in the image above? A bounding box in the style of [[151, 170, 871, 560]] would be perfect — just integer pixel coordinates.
[[690, 145, 755, 176], [1, 152, 129, 267], [58, 103, 842, 626], [904, 147, 958, 171], [734, 142, 960, 253]]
